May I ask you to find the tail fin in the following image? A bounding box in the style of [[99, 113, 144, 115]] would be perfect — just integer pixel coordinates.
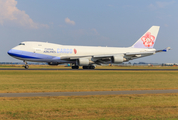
[[131, 26, 160, 48]]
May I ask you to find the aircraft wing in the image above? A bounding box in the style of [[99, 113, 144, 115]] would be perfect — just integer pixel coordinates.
[[50, 48, 169, 66], [60, 51, 155, 63], [91, 51, 156, 64], [60, 54, 119, 60], [93, 51, 155, 59], [125, 51, 155, 57]]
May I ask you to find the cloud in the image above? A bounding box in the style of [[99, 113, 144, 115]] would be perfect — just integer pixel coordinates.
[[148, 1, 175, 9], [0, 0, 48, 29], [65, 17, 75, 25]]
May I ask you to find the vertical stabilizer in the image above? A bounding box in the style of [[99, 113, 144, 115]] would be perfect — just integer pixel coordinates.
[[131, 26, 160, 48]]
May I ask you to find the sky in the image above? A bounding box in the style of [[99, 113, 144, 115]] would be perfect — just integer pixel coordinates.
[[0, 0, 177, 63]]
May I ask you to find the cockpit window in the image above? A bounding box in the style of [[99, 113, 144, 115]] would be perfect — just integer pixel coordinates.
[[19, 43, 25, 45]]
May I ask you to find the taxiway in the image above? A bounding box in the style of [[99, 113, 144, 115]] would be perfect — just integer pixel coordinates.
[[1, 89, 178, 97]]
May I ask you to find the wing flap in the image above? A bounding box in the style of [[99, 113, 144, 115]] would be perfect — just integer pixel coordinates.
[[125, 51, 155, 57], [93, 55, 113, 58]]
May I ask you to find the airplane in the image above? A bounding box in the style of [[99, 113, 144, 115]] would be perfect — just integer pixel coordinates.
[[8, 26, 170, 69]]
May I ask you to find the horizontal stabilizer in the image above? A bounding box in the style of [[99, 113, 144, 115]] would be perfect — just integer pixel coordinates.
[[156, 47, 171, 53]]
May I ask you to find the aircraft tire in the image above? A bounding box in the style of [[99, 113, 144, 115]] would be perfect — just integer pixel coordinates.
[[83, 66, 95, 69], [83, 66, 89, 69], [89, 66, 95, 69], [24, 65, 29, 69], [72, 66, 79, 69]]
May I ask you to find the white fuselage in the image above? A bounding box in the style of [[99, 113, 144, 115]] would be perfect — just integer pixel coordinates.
[[8, 41, 156, 64]]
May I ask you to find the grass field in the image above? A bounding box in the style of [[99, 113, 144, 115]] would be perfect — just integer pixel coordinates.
[[1, 64, 178, 69], [1, 94, 178, 119], [1, 68, 178, 119], [0, 70, 178, 93]]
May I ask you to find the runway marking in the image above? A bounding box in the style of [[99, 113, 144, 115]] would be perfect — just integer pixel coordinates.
[[1, 89, 178, 97]]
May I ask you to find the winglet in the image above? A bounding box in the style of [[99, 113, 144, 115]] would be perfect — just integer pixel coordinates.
[[132, 26, 160, 49]]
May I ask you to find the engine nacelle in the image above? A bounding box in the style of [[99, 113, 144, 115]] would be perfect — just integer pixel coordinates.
[[77, 58, 89, 66], [48, 62, 59, 65], [111, 55, 124, 63]]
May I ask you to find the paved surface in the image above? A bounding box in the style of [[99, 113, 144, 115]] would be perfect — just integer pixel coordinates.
[[1, 89, 178, 97], [0, 68, 178, 71]]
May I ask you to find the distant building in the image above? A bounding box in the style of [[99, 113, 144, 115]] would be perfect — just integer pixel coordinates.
[[133, 62, 161, 66], [162, 63, 178, 66]]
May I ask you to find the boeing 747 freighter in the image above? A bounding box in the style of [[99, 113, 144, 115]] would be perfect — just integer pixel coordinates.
[[8, 26, 170, 69]]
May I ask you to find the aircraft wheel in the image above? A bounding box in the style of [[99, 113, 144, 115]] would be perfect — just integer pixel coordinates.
[[89, 66, 95, 69], [83, 66, 95, 69], [24, 65, 29, 69], [83, 66, 89, 69], [72, 66, 79, 69]]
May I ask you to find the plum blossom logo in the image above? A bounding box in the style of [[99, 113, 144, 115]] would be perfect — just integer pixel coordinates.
[[141, 32, 155, 47], [74, 49, 77, 54]]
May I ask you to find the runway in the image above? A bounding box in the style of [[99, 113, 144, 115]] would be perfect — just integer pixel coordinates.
[[1, 89, 178, 97], [0, 68, 178, 71]]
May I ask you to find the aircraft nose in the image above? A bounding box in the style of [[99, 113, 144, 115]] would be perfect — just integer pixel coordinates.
[[7, 49, 14, 56]]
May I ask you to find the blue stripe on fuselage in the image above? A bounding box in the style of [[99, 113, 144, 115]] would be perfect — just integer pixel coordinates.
[[8, 49, 58, 60]]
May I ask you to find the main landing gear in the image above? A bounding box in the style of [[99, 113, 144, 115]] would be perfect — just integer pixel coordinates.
[[24, 61, 29, 69], [83, 66, 95, 69], [71, 66, 95, 69], [72, 66, 79, 69]]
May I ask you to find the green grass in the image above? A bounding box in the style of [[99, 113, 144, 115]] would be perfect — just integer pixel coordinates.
[[0, 64, 178, 69], [0, 64, 71, 69], [1, 69, 178, 119], [1, 94, 178, 119], [0, 70, 178, 93], [96, 65, 178, 69]]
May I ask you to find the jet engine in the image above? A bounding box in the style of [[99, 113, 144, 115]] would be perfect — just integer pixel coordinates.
[[111, 55, 124, 63], [48, 62, 59, 65], [77, 58, 89, 66]]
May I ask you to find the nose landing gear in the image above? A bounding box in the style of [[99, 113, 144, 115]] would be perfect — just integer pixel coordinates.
[[24, 61, 29, 69], [24, 65, 29, 69]]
